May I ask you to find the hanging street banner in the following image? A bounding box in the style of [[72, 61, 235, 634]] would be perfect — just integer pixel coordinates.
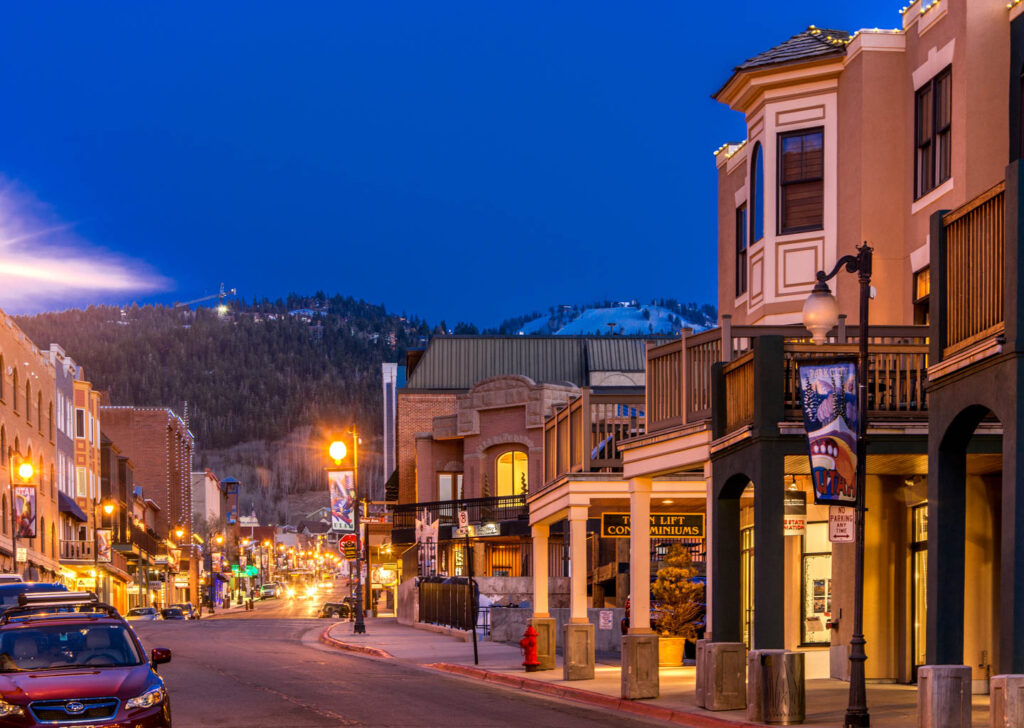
[[328, 469, 356, 533], [798, 360, 858, 506], [96, 529, 112, 563], [415, 510, 438, 576], [600, 513, 704, 539], [14, 486, 36, 539], [784, 491, 807, 535]]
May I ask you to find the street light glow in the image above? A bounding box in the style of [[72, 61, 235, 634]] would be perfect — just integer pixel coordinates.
[[16, 462, 34, 480], [103, 502, 115, 516], [329, 440, 347, 462]]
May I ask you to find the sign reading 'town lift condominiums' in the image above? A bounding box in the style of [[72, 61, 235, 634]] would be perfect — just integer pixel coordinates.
[[600, 513, 704, 539]]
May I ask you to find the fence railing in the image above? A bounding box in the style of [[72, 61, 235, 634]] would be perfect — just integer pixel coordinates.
[[943, 182, 1005, 356], [648, 321, 930, 437], [542, 388, 645, 488], [392, 495, 528, 529], [723, 352, 755, 433], [418, 576, 478, 632], [430, 540, 567, 578]]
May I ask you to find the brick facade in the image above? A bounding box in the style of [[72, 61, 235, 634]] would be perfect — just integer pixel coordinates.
[[396, 392, 456, 503]]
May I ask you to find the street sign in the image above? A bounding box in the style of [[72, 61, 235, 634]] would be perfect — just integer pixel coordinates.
[[829, 506, 856, 543], [343, 542, 356, 559], [15, 548, 26, 563], [457, 510, 469, 529]]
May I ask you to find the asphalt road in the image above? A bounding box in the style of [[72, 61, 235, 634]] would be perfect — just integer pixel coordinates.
[[131, 596, 663, 728]]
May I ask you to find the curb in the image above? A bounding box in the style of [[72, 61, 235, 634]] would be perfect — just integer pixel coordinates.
[[319, 626, 394, 659], [426, 663, 760, 728]]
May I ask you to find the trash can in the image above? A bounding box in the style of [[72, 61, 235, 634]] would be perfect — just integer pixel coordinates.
[[760, 650, 805, 725]]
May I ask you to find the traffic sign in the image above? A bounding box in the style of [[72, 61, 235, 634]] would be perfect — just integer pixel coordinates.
[[457, 510, 469, 529]]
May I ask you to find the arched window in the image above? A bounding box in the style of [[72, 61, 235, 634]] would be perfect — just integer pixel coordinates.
[[750, 142, 764, 244], [40, 517, 45, 553], [25, 380, 31, 423], [0, 427, 5, 464], [12, 369, 18, 412], [50, 523, 56, 559], [37, 392, 42, 432], [495, 450, 528, 497]]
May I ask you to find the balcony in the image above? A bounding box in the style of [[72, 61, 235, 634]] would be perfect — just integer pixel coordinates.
[[719, 331, 929, 439], [935, 181, 1005, 366], [391, 494, 528, 542], [60, 539, 94, 562], [113, 528, 165, 560], [645, 321, 930, 439], [541, 388, 645, 489]]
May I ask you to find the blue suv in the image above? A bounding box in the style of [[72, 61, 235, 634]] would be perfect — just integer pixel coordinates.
[[0, 584, 68, 617]]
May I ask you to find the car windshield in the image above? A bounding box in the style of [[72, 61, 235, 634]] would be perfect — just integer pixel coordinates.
[[0, 624, 143, 671]]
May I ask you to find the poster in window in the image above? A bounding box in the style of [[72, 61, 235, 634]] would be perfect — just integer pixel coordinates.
[[14, 486, 36, 539], [328, 470, 356, 533], [813, 578, 826, 598], [798, 361, 858, 506]]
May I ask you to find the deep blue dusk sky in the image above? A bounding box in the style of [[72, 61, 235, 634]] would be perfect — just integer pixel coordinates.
[[0, 1, 896, 326]]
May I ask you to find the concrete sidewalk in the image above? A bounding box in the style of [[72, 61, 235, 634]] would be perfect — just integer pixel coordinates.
[[324, 618, 990, 728]]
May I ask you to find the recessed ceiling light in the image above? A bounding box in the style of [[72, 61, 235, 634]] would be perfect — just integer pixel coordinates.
[[662, 499, 674, 504]]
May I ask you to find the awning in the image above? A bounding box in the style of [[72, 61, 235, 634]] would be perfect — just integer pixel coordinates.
[[59, 492, 88, 522]]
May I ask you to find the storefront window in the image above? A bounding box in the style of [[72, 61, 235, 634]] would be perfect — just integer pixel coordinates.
[[801, 521, 832, 645]]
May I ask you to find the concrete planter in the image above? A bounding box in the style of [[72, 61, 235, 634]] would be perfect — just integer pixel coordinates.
[[658, 636, 686, 666]]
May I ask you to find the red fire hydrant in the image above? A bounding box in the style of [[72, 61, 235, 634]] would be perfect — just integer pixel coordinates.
[[520, 625, 540, 672]]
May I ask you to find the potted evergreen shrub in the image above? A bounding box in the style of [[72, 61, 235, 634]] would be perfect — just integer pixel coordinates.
[[651, 543, 705, 666]]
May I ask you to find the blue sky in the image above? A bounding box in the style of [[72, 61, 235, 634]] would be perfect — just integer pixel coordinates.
[[0, 1, 896, 326]]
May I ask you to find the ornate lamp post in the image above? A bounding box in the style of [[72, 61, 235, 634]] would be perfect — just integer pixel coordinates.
[[330, 430, 364, 634], [802, 242, 872, 728], [93, 501, 115, 601], [8, 456, 34, 577]]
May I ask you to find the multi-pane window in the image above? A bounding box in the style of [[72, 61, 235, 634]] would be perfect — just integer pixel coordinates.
[[914, 267, 931, 325], [778, 128, 824, 234], [915, 67, 952, 198], [736, 204, 748, 296], [438, 472, 463, 501]]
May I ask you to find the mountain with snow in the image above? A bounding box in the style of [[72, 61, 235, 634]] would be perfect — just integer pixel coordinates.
[[489, 299, 716, 336]]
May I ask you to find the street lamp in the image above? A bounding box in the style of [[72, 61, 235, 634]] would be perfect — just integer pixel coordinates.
[[330, 429, 364, 634], [802, 241, 872, 728], [8, 455, 34, 577], [93, 500, 116, 602]]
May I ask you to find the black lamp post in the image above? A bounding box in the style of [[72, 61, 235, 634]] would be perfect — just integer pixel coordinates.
[[330, 429, 365, 634], [802, 241, 872, 728]]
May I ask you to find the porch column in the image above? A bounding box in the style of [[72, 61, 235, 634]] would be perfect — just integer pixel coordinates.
[[530, 523, 555, 670], [621, 477, 658, 698], [1000, 411, 1024, 674], [628, 477, 653, 633], [531, 524, 549, 617], [753, 453, 784, 649], [926, 438, 966, 665], [564, 505, 595, 679]]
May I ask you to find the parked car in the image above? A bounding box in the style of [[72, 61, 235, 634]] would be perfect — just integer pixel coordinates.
[[259, 583, 278, 599], [169, 603, 197, 620], [0, 583, 68, 617], [0, 591, 172, 726], [126, 607, 160, 622], [159, 608, 186, 621], [318, 600, 353, 619], [0, 576, 24, 585]]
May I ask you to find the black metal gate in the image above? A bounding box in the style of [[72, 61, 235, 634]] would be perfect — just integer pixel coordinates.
[[417, 576, 478, 631]]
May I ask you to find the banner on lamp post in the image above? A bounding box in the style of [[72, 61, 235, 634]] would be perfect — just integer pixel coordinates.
[[14, 486, 36, 539], [96, 529, 112, 563], [798, 360, 858, 506], [328, 470, 356, 533]]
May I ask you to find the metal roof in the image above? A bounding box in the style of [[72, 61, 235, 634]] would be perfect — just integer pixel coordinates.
[[403, 336, 669, 391]]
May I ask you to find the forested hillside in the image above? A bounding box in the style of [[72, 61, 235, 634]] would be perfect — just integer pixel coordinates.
[[16, 295, 430, 517]]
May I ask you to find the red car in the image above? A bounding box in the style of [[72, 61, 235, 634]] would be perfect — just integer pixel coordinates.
[[0, 591, 173, 727]]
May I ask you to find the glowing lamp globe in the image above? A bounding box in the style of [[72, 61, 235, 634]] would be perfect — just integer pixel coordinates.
[[802, 282, 839, 345], [175, 528, 185, 539], [103, 503, 115, 516], [17, 462, 34, 481], [329, 441, 347, 462]]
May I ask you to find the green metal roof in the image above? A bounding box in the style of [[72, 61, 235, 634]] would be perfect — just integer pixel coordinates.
[[403, 335, 669, 391]]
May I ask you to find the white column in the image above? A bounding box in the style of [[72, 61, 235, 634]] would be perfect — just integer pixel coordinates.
[[532, 523, 550, 617], [629, 477, 653, 633], [568, 506, 589, 623]]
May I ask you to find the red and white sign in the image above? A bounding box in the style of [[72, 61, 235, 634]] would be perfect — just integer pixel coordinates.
[[828, 507, 856, 543]]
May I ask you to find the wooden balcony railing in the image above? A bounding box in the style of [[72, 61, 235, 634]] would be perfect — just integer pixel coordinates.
[[942, 182, 1005, 357], [647, 322, 930, 437], [542, 388, 645, 487], [60, 539, 94, 561], [723, 351, 754, 433]]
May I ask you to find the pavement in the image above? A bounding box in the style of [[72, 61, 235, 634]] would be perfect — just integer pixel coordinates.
[[325, 618, 992, 728]]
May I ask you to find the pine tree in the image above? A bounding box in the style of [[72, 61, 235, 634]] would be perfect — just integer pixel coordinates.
[[650, 544, 705, 638]]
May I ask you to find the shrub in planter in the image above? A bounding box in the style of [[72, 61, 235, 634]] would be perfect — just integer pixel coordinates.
[[651, 544, 705, 666]]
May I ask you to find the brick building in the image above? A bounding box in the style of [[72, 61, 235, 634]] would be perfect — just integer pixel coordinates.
[[100, 406, 197, 604], [0, 311, 60, 580]]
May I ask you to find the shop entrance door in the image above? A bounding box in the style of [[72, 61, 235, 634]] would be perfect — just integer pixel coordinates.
[[910, 504, 927, 682]]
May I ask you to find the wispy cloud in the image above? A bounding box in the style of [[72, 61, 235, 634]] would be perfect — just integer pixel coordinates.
[[0, 178, 169, 312]]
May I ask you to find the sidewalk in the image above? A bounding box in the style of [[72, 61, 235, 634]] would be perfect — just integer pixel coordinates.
[[323, 618, 990, 728]]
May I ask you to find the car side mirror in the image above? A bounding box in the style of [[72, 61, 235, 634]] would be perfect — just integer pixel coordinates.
[[151, 648, 171, 667]]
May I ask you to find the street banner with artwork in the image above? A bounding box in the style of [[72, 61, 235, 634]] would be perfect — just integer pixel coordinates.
[[415, 510, 438, 576], [328, 470, 356, 533], [14, 486, 36, 539], [96, 529, 112, 563], [799, 360, 858, 506]]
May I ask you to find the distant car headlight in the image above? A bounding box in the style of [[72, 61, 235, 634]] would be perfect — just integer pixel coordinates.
[[306, 586, 317, 597], [0, 699, 24, 717], [126, 686, 166, 710]]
